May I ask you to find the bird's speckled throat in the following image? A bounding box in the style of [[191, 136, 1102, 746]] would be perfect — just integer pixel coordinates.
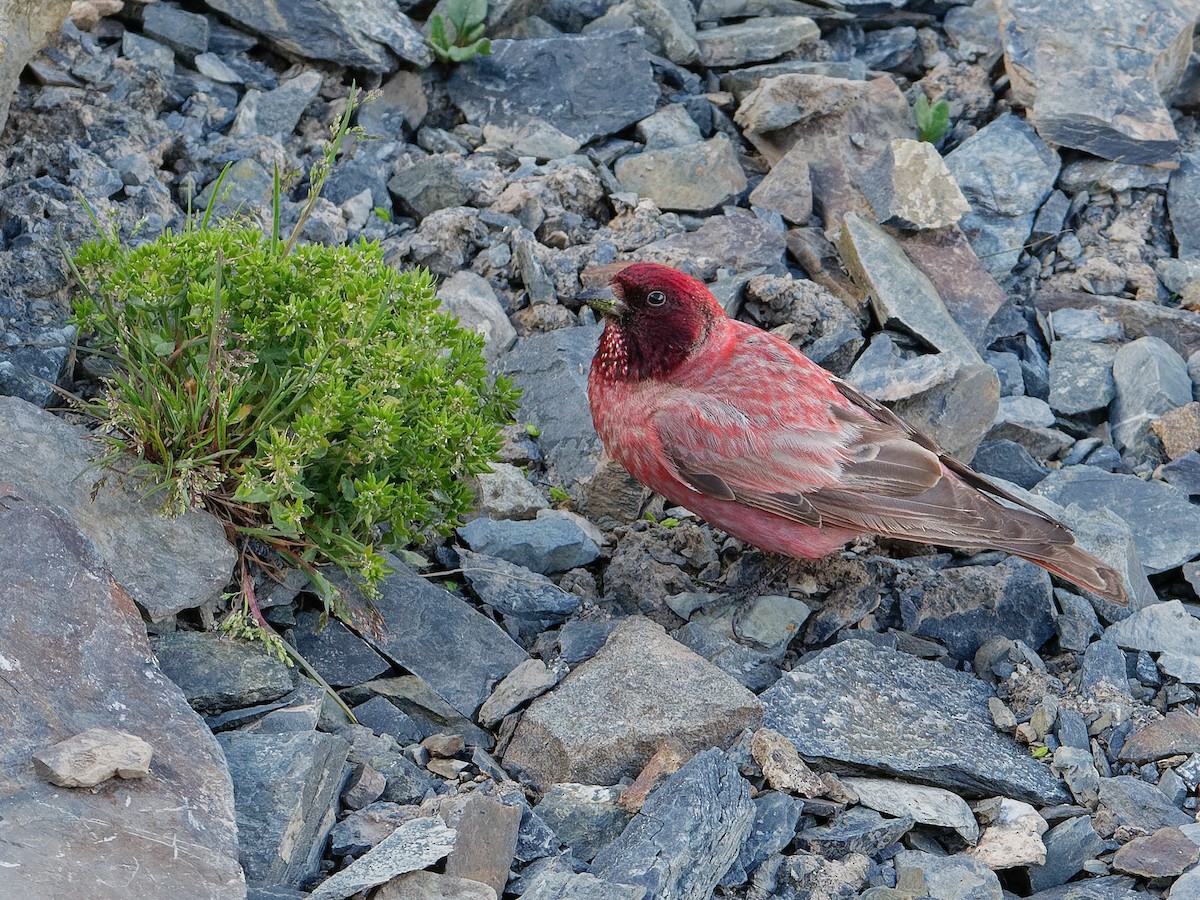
[[592, 308, 719, 383]]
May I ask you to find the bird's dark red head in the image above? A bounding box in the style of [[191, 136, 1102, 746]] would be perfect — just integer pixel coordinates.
[[591, 263, 727, 383]]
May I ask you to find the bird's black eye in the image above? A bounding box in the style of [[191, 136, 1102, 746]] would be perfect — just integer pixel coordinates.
[[647, 290, 667, 307]]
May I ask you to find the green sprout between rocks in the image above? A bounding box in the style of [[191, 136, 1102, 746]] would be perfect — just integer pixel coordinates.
[[428, 0, 492, 63], [67, 86, 519, 652], [913, 92, 951, 144]]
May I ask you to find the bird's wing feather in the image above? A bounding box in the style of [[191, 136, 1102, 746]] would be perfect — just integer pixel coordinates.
[[653, 336, 1071, 548]]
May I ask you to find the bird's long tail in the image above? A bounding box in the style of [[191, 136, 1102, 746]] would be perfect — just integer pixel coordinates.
[[1007, 542, 1129, 606]]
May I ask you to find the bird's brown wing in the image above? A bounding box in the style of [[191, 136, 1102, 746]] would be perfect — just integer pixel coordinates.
[[654, 376, 1077, 552]]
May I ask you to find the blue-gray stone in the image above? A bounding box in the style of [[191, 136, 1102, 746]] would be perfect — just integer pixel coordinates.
[[591, 749, 754, 898], [945, 113, 1060, 279], [1034, 466, 1200, 574], [220, 730, 350, 888], [459, 549, 582, 622], [971, 439, 1050, 488], [1049, 339, 1116, 416], [458, 512, 600, 575], [151, 631, 293, 716], [351, 696, 424, 745], [761, 640, 1070, 804], [292, 610, 392, 688], [447, 31, 658, 143], [721, 791, 804, 887], [1025, 816, 1104, 892], [1110, 336, 1192, 455], [354, 557, 529, 716]]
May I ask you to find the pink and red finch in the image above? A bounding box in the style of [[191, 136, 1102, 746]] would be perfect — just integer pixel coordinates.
[[585, 262, 1128, 606]]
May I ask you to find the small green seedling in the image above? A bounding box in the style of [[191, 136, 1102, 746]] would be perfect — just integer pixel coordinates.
[[549, 485, 571, 504], [913, 92, 951, 144], [429, 0, 491, 63]]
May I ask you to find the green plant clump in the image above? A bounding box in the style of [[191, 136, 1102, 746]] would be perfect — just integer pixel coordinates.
[[913, 92, 951, 144], [429, 0, 492, 63], [71, 201, 518, 621]]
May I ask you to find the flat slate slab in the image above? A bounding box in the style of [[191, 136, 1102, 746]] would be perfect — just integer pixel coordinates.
[[360, 555, 529, 717], [760, 640, 1069, 804], [0, 395, 235, 620], [503, 617, 762, 790], [0, 500, 244, 897], [447, 31, 658, 143]]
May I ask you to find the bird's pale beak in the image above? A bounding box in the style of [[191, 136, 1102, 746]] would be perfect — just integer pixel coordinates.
[[578, 285, 625, 317]]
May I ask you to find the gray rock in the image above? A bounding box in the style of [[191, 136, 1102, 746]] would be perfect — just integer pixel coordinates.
[[722, 791, 804, 886], [899, 560, 1056, 660], [1105, 600, 1200, 684], [459, 549, 581, 628], [1049, 340, 1117, 416], [639, 212, 788, 278], [535, 784, 632, 862], [438, 271, 518, 363], [1049, 308, 1124, 343], [798, 806, 914, 859], [1097, 775, 1191, 834], [1036, 289, 1200, 361], [590, 749, 755, 899], [944, 113, 1060, 279], [375, 871, 497, 900], [477, 658, 560, 728], [195, 52, 242, 84], [1051, 747, 1100, 808], [503, 617, 762, 789], [32, 727, 153, 788], [841, 777, 979, 843], [151, 631, 293, 716], [674, 619, 781, 692], [1170, 148, 1200, 260], [995, 0, 1193, 163], [1050, 503, 1156, 620], [351, 696, 424, 745], [197, 157, 275, 222], [1026, 816, 1104, 892], [734, 73, 913, 224], [122, 32, 175, 75], [499, 325, 647, 528], [615, 134, 747, 212], [231, 69, 323, 137], [0, 502, 243, 897], [458, 511, 600, 575], [474, 463, 549, 520], [371, 749, 443, 804], [971, 440, 1050, 489], [586, 0, 699, 66], [0, 1, 69, 132], [519, 871, 644, 899], [444, 793, 522, 897], [291, 610, 392, 689], [749, 144, 813, 224], [891, 361, 1000, 463], [1110, 335, 1192, 455], [0, 397, 235, 621], [388, 155, 475, 220], [1079, 638, 1129, 693], [205, 0, 431, 70], [760, 640, 1070, 804], [1034, 467, 1200, 574], [1031, 188, 1071, 247], [861, 139, 971, 231], [893, 849, 1002, 900], [220, 730, 350, 888], [143, 2, 210, 58], [1054, 588, 1103, 653], [353, 557, 529, 716], [356, 674, 493, 748], [308, 817, 457, 900], [838, 214, 980, 365], [636, 103, 702, 149], [0, 322, 77, 406], [696, 15, 818, 68], [447, 32, 657, 143]]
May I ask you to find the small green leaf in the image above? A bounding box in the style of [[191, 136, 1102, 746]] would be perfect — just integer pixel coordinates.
[[524, 422, 540, 438], [659, 516, 680, 528], [463, 0, 488, 26], [429, 13, 449, 49]]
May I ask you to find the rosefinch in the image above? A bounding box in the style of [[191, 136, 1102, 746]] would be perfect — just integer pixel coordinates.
[[585, 262, 1128, 605]]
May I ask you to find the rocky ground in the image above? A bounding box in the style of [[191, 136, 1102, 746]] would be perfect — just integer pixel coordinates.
[[4, 0, 1200, 898]]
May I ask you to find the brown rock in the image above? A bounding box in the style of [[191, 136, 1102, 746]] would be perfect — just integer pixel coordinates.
[[1150, 402, 1200, 460], [750, 146, 813, 224], [444, 793, 522, 897], [751, 728, 826, 797], [617, 742, 688, 813], [502, 617, 762, 790], [1112, 826, 1200, 878], [1118, 710, 1200, 764], [32, 727, 152, 788]]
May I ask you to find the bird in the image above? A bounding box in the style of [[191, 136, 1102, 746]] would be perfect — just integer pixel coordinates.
[[584, 261, 1129, 606]]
